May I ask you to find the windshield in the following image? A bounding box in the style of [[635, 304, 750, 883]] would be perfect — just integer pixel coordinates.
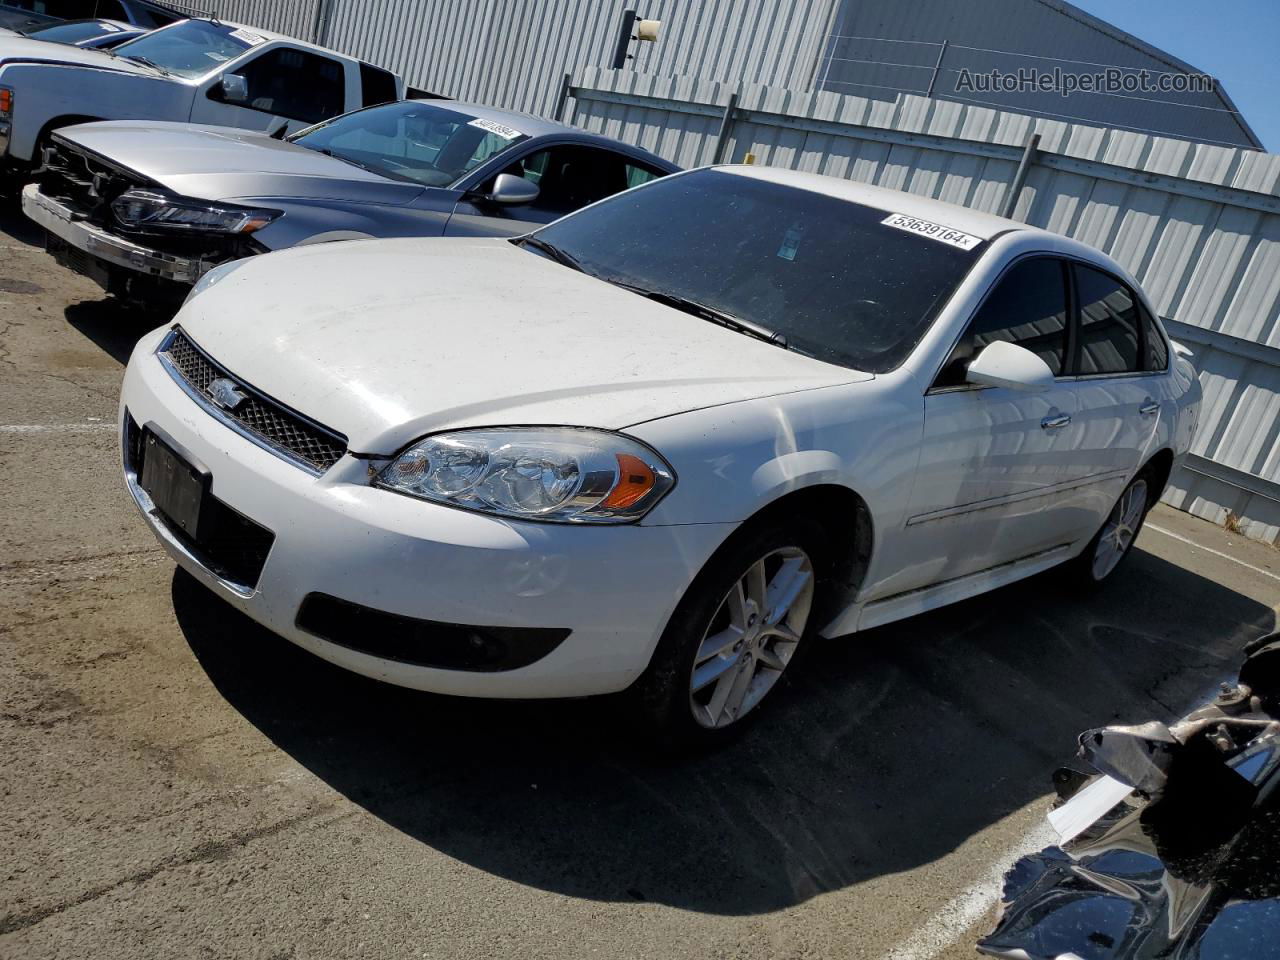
[[23, 20, 121, 43], [291, 102, 529, 188], [526, 169, 985, 372], [111, 20, 252, 79]]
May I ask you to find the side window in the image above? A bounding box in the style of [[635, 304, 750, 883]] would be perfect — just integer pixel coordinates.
[[1139, 303, 1168, 371], [229, 48, 347, 124], [934, 257, 1070, 388], [497, 145, 631, 215], [358, 62, 399, 108], [624, 161, 666, 189], [1072, 265, 1141, 375], [35, 0, 97, 16]]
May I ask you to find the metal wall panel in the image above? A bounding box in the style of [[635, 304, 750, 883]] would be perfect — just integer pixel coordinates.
[[569, 68, 1280, 541], [168, 0, 322, 39], [218, 0, 837, 117], [816, 0, 1259, 148]]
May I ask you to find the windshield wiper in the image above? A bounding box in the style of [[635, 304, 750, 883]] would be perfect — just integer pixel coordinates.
[[313, 147, 381, 174], [606, 280, 789, 349], [517, 236, 584, 273], [122, 55, 170, 75]]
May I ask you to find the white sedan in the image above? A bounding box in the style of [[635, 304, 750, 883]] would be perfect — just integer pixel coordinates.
[[119, 165, 1201, 746]]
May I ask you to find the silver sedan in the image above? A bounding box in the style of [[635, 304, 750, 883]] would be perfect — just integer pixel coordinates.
[[22, 99, 678, 301]]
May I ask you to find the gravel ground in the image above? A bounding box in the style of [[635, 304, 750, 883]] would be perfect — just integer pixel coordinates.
[[2, 205, 1277, 960]]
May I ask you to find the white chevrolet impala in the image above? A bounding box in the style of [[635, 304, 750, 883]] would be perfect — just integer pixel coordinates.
[[120, 166, 1201, 746]]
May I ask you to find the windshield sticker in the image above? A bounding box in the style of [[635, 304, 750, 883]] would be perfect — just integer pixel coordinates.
[[881, 213, 982, 250], [467, 117, 522, 141], [205, 52, 230, 61], [229, 28, 266, 46], [776, 224, 804, 261]]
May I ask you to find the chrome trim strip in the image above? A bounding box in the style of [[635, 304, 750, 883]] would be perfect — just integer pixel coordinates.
[[121, 415, 255, 598], [22, 184, 214, 284], [155, 328, 343, 478], [906, 468, 1131, 526]]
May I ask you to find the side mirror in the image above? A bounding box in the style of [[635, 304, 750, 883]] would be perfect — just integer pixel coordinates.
[[219, 73, 249, 104], [485, 173, 539, 205], [965, 340, 1055, 392]]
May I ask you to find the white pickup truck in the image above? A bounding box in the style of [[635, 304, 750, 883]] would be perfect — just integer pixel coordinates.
[[0, 17, 403, 178]]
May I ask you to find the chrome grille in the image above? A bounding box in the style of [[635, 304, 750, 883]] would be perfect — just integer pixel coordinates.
[[159, 329, 347, 474]]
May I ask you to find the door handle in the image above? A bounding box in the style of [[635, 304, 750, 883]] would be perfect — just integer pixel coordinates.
[[1139, 399, 1160, 416], [1041, 412, 1072, 430]]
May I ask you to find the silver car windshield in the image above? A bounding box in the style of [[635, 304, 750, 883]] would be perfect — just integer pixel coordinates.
[[290, 102, 530, 188], [110, 20, 252, 78]]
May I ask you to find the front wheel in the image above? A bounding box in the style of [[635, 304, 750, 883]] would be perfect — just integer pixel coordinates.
[[631, 520, 822, 750], [1073, 471, 1151, 585]]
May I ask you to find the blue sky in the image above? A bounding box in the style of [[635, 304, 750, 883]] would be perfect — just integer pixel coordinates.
[[1071, 0, 1279, 151]]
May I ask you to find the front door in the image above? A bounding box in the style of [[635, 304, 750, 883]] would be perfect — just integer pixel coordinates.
[[878, 256, 1091, 598], [190, 46, 349, 135], [445, 144, 665, 237]]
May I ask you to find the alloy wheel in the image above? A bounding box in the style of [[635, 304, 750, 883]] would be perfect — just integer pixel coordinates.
[[1091, 478, 1148, 581], [689, 546, 814, 729]]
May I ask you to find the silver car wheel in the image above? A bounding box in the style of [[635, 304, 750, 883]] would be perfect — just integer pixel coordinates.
[[689, 546, 814, 729], [1091, 478, 1148, 581]]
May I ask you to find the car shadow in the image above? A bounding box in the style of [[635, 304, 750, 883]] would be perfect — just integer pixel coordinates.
[[63, 299, 170, 365], [171, 545, 1275, 916]]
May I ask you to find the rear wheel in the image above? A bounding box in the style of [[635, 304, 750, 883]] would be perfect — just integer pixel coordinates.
[[632, 519, 822, 750], [1073, 470, 1152, 585]]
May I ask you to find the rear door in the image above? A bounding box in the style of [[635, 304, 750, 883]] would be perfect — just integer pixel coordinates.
[[1062, 263, 1164, 528], [887, 256, 1089, 595], [445, 143, 667, 237]]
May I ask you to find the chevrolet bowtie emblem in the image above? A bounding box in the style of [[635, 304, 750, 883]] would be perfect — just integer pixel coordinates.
[[207, 377, 248, 412]]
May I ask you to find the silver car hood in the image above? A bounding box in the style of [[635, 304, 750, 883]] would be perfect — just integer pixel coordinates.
[[0, 37, 155, 73], [55, 121, 427, 206], [177, 237, 865, 453]]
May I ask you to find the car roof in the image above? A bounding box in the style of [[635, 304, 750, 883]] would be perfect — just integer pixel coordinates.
[[406, 99, 679, 170], [714, 165, 1046, 242]]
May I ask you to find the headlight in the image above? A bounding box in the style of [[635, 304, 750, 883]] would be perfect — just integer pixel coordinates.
[[377, 428, 675, 524], [111, 189, 281, 234]]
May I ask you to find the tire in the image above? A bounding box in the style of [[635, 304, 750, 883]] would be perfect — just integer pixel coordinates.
[[630, 517, 826, 752], [1070, 468, 1154, 586]]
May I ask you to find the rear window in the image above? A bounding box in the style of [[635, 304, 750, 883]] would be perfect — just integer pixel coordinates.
[[359, 62, 399, 107], [529, 169, 985, 372]]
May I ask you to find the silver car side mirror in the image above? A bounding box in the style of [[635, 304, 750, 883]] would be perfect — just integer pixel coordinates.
[[487, 173, 539, 205], [220, 73, 249, 104], [965, 340, 1055, 392]]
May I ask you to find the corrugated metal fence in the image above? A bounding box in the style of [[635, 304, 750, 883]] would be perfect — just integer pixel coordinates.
[[562, 67, 1280, 543], [202, 0, 836, 117], [169, 0, 322, 38]]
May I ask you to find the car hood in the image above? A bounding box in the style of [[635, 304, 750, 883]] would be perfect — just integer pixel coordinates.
[[56, 122, 427, 206], [177, 237, 867, 453], [0, 37, 155, 73]]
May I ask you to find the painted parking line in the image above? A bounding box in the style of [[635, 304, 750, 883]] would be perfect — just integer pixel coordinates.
[[0, 423, 115, 433], [1145, 524, 1280, 584]]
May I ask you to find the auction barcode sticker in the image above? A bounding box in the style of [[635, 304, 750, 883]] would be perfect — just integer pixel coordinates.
[[881, 213, 982, 250], [229, 28, 266, 46], [468, 118, 523, 140]]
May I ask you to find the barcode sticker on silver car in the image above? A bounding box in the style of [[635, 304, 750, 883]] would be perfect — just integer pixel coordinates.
[[881, 213, 982, 250], [229, 28, 267, 46], [468, 118, 523, 141]]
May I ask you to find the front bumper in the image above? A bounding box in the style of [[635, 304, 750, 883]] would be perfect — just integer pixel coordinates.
[[121, 327, 736, 698], [22, 183, 215, 285]]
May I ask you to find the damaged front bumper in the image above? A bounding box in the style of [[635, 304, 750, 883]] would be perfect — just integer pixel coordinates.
[[22, 183, 217, 285], [979, 632, 1280, 959]]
